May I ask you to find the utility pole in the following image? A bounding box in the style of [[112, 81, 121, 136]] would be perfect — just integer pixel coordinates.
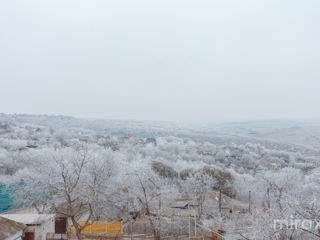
[[194, 211, 197, 237], [219, 189, 222, 215], [188, 203, 191, 240], [267, 188, 270, 209], [171, 215, 174, 238], [249, 191, 251, 214]]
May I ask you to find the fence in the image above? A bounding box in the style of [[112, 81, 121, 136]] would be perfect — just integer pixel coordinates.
[[48, 233, 221, 240], [73, 221, 124, 234]]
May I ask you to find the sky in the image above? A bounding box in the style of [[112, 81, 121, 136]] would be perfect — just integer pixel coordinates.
[[0, 0, 319, 122]]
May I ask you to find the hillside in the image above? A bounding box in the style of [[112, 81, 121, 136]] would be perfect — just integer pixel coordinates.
[[1, 114, 320, 239]]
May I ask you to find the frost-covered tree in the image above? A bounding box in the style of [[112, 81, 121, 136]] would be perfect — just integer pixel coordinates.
[[11, 146, 117, 239]]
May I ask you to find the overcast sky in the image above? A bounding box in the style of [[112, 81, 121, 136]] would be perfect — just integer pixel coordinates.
[[0, 0, 319, 122]]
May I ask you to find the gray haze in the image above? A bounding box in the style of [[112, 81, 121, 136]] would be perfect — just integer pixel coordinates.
[[0, 0, 319, 122]]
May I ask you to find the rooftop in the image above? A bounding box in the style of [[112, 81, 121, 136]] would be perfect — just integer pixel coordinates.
[[0, 216, 26, 239], [0, 214, 55, 225]]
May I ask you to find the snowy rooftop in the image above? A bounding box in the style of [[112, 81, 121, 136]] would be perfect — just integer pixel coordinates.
[[0, 214, 55, 225], [0, 216, 25, 239]]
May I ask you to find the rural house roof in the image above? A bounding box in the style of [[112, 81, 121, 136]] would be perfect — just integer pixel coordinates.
[[0, 216, 26, 240], [0, 214, 55, 225]]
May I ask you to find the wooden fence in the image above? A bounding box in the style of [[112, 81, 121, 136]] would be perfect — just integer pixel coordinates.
[[73, 221, 124, 234]]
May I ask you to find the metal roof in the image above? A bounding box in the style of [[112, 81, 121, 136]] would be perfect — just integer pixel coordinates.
[[0, 216, 25, 240], [0, 214, 55, 225]]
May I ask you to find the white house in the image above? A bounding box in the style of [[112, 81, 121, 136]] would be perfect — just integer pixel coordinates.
[[0, 214, 55, 240]]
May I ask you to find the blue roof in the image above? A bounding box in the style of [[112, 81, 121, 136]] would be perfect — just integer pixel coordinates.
[[0, 184, 13, 213]]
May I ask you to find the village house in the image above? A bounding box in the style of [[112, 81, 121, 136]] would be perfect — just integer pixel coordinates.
[[0, 214, 55, 240]]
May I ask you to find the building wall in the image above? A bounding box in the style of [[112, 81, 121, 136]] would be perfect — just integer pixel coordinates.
[[25, 218, 55, 240]]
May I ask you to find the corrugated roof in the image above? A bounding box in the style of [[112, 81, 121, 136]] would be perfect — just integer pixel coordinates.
[[0, 214, 55, 225], [170, 198, 199, 209], [0, 216, 26, 240]]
